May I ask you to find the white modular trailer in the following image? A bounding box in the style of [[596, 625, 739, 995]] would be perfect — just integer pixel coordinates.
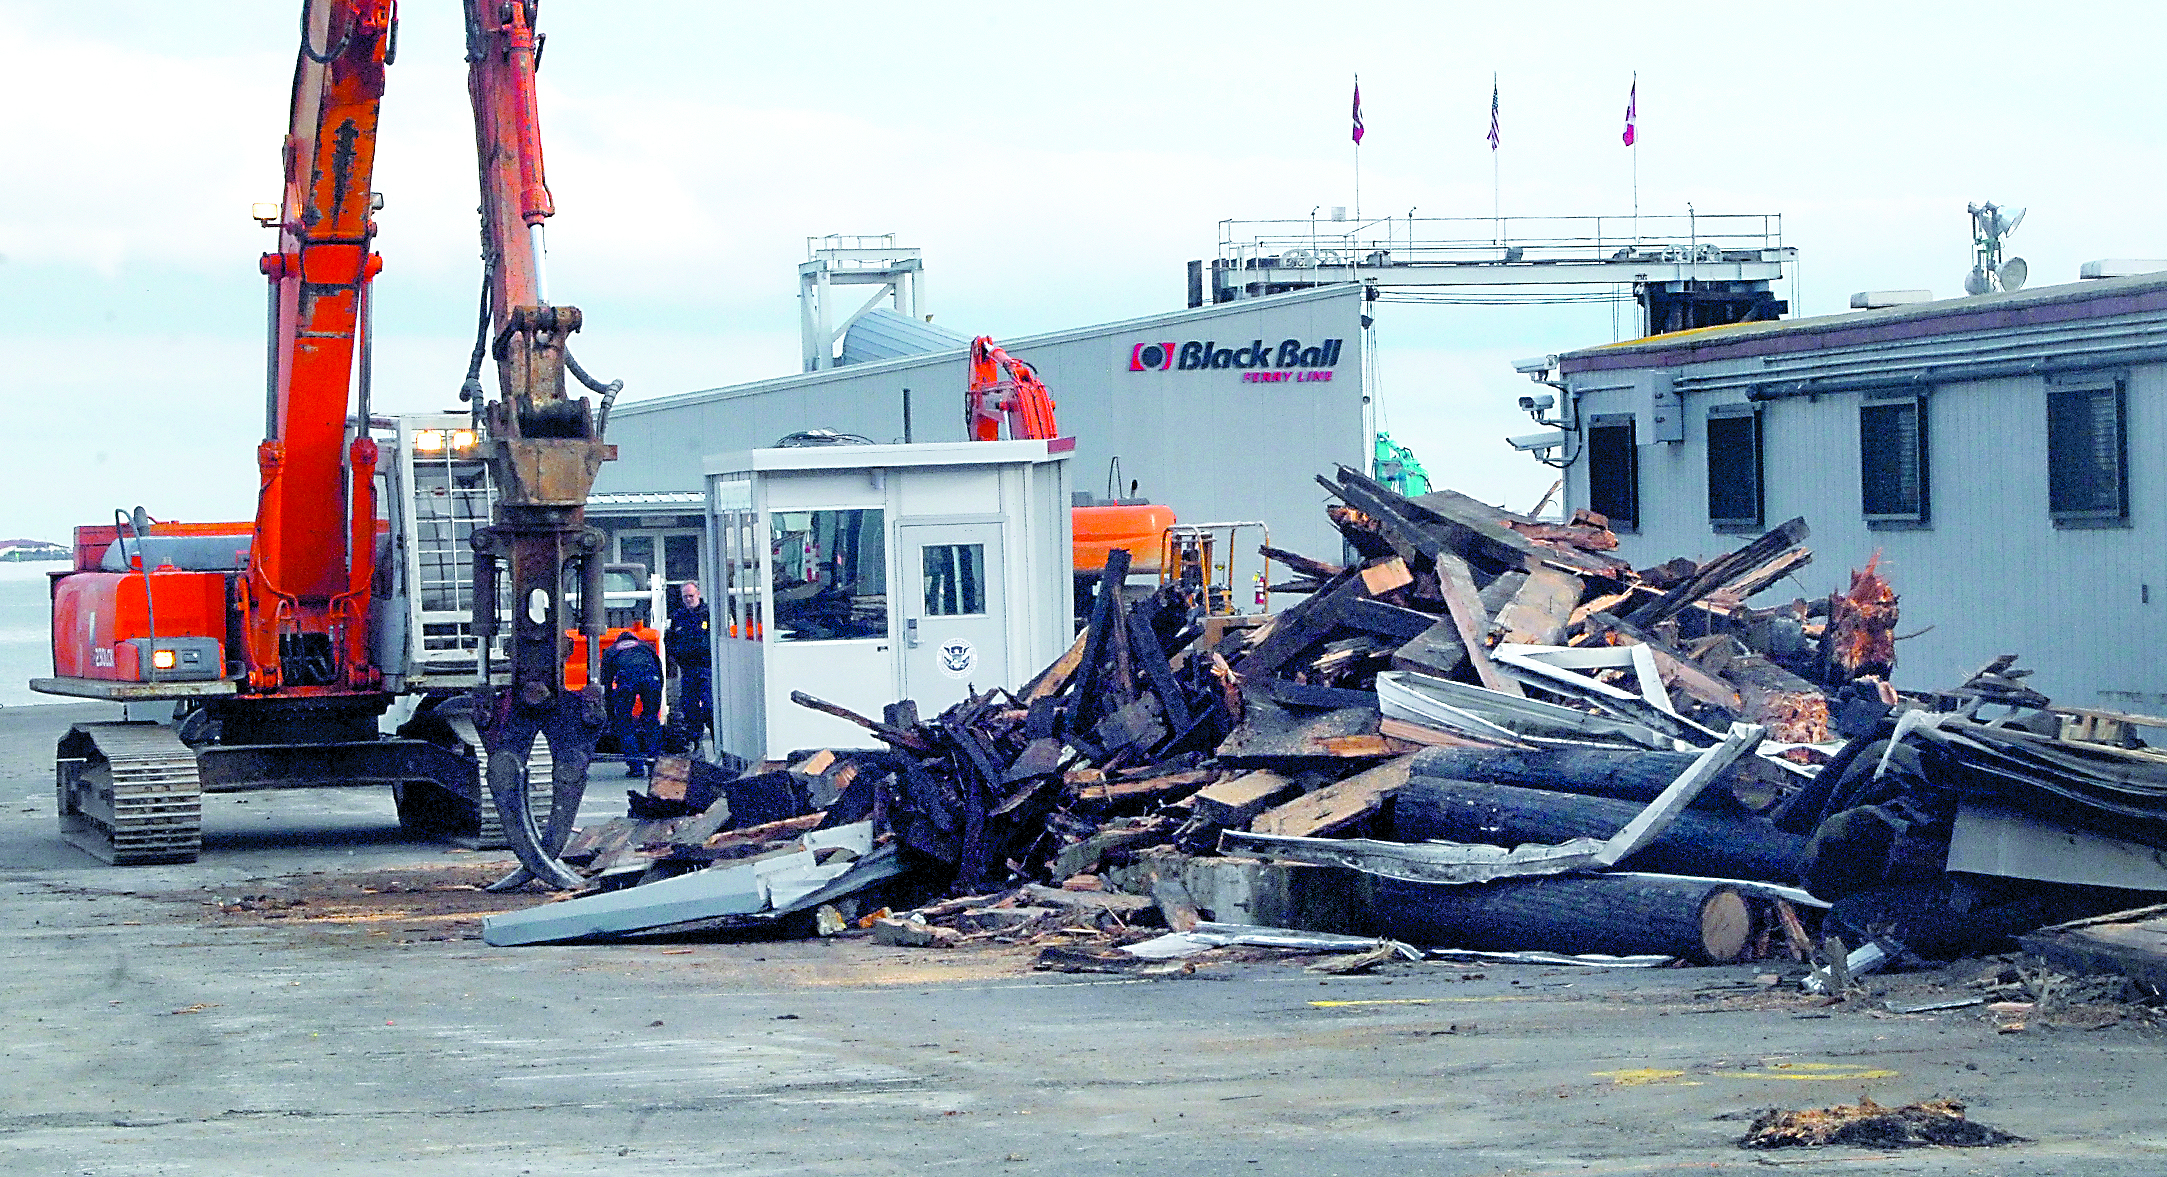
[[1541, 274, 2167, 712], [705, 440, 1073, 760], [598, 286, 1368, 561]]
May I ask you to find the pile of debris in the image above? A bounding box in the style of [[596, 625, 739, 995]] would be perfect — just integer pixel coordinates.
[[484, 467, 2167, 990]]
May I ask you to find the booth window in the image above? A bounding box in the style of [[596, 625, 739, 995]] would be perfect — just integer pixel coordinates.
[[2047, 380, 2128, 526], [1860, 396, 1929, 526], [1585, 416, 1639, 531], [922, 544, 987, 616], [770, 509, 887, 641], [1706, 405, 1763, 529]]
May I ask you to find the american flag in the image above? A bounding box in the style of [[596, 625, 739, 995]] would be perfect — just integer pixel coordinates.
[[1486, 76, 1500, 151], [1622, 75, 1637, 147], [1352, 76, 1364, 144]]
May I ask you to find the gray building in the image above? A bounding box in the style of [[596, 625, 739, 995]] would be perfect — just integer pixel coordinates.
[[590, 285, 1370, 591], [1533, 273, 2167, 711]]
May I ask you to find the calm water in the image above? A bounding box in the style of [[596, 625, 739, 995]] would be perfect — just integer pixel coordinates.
[[0, 561, 65, 707]]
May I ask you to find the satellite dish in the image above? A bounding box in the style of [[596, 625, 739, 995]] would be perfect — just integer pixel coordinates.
[[1964, 265, 1992, 296], [1997, 257, 2028, 291]]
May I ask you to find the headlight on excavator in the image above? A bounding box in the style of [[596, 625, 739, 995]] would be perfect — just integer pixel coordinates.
[[150, 649, 178, 671], [450, 429, 477, 450], [414, 429, 446, 452]]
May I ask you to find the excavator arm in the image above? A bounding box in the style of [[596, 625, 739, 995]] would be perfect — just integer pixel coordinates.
[[247, 0, 396, 696], [967, 336, 1060, 441], [462, 0, 618, 890]]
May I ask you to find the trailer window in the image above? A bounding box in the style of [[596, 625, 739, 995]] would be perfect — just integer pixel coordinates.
[[2047, 380, 2128, 526], [1585, 417, 1638, 531], [771, 509, 887, 641], [1706, 405, 1763, 529], [1861, 396, 1929, 526]]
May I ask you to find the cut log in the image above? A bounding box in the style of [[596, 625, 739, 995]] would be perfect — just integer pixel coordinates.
[[1370, 873, 1756, 964], [1392, 778, 1807, 883], [1407, 745, 1756, 811]]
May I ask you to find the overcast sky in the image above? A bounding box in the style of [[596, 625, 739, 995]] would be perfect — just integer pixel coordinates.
[[2, 1, 2160, 542]]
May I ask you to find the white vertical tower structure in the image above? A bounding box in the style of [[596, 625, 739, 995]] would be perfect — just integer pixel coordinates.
[[799, 234, 925, 371]]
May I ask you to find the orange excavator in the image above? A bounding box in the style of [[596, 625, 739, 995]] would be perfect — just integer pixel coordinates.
[[36, 0, 615, 890], [966, 336, 1173, 600]]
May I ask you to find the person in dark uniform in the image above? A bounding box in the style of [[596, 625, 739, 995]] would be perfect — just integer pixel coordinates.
[[666, 580, 713, 751], [600, 631, 663, 777]]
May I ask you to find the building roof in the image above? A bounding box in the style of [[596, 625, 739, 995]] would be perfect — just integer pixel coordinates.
[[612, 285, 1362, 418], [1559, 272, 2167, 376]]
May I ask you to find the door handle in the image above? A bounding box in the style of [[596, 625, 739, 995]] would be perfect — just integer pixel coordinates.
[[905, 618, 920, 648]]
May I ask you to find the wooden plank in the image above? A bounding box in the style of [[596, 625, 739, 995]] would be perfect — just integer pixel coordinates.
[[1380, 716, 1515, 748], [1192, 771, 1297, 827], [1261, 545, 1344, 581], [1068, 768, 1215, 805], [1622, 516, 1809, 628], [1319, 734, 1398, 757], [1127, 606, 1193, 732], [1069, 548, 1131, 727], [1399, 480, 1625, 577], [1491, 565, 1583, 646], [1340, 597, 1441, 642], [1022, 627, 1091, 702], [1231, 571, 1366, 679], [1359, 556, 1414, 595], [1476, 569, 1530, 615], [1433, 549, 1522, 696], [1149, 869, 1203, 933], [1250, 679, 1379, 711], [1391, 617, 1466, 680], [1252, 754, 1418, 837]]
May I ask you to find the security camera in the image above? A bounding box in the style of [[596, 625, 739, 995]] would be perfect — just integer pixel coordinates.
[[1511, 354, 1558, 375], [1517, 393, 1555, 413], [1508, 430, 1566, 453]]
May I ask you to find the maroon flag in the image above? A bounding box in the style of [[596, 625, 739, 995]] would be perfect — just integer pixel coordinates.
[[1352, 77, 1365, 144], [1622, 75, 1637, 147]]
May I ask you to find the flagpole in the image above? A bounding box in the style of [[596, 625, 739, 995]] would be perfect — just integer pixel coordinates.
[[1489, 74, 1500, 244], [1630, 72, 1639, 245], [1351, 73, 1363, 223]]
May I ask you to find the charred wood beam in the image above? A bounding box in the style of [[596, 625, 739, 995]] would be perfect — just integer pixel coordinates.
[[1622, 516, 1808, 629]]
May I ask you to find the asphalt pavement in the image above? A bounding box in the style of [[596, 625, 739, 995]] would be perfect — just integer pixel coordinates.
[[2, 700, 2162, 1176]]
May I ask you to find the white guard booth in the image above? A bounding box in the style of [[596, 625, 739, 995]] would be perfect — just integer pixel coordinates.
[[705, 439, 1074, 760]]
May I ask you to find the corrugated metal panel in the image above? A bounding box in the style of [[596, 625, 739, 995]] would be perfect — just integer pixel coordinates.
[[838, 308, 969, 366]]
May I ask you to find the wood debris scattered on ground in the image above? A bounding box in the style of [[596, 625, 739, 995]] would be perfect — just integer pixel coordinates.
[[1741, 1097, 2026, 1149], [493, 467, 2167, 987]]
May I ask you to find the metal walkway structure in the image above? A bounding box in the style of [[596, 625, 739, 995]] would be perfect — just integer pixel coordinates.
[[1198, 214, 1796, 336]]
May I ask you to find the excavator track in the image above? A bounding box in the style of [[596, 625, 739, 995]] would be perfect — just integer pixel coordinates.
[[56, 722, 202, 865], [445, 716, 552, 850]]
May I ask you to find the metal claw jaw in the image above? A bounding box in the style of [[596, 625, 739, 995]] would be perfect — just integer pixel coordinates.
[[480, 691, 599, 892]]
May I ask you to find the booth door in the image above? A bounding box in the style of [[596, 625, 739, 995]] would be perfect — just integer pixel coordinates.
[[900, 523, 1008, 710]]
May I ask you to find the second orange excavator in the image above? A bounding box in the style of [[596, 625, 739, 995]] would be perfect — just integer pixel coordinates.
[[965, 335, 1173, 603]]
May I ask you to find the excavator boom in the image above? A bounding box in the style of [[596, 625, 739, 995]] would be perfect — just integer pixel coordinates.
[[247, 0, 396, 695]]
